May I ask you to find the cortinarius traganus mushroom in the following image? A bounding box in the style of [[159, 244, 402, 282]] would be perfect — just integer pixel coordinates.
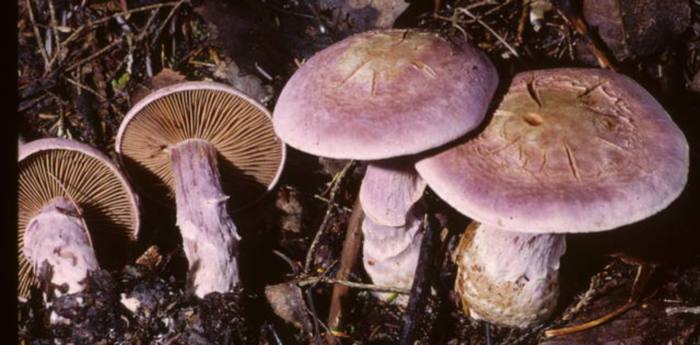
[[273, 29, 498, 299], [18, 138, 140, 299], [415, 68, 689, 326], [116, 81, 285, 297]]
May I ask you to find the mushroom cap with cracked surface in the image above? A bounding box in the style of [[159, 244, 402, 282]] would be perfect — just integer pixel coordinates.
[[18, 138, 140, 299], [273, 29, 498, 160], [416, 68, 689, 233], [116, 81, 286, 210]]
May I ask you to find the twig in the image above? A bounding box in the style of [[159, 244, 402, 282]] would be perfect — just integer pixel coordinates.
[[48, 0, 61, 56], [266, 323, 285, 345], [552, 0, 616, 70], [63, 77, 125, 117], [55, 1, 184, 57], [304, 160, 357, 273], [18, 93, 51, 112], [325, 197, 365, 344], [485, 323, 492, 345], [272, 249, 301, 274], [399, 211, 437, 345], [296, 275, 410, 294], [25, 0, 51, 71], [65, 38, 125, 72], [455, 7, 521, 58], [312, 194, 353, 212], [544, 263, 654, 338], [560, 262, 616, 321], [544, 301, 636, 338], [149, 0, 187, 49], [666, 306, 700, 315], [305, 288, 322, 342]]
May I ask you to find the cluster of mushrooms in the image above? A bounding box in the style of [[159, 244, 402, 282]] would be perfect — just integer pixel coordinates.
[[18, 27, 689, 330], [19, 82, 285, 301], [272, 29, 689, 327]]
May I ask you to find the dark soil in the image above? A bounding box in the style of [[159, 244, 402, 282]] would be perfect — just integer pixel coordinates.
[[17, 0, 700, 344]]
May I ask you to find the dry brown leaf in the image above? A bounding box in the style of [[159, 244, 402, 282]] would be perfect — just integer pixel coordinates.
[[130, 68, 186, 104], [264, 282, 314, 334]]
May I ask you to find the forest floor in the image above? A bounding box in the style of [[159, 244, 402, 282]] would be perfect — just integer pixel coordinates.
[[17, 0, 700, 344]]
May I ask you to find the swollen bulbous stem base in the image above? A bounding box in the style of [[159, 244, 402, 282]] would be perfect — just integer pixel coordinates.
[[23, 197, 99, 296], [170, 139, 240, 298], [455, 223, 566, 328]]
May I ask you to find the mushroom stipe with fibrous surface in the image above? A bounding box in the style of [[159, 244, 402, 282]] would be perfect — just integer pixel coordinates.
[[273, 28, 498, 303], [116, 81, 285, 298], [416, 68, 689, 327], [18, 138, 140, 299]]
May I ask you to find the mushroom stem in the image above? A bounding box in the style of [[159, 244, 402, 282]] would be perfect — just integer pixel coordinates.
[[169, 139, 240, 298], [359, 161, 427, 303], [455, 222, 566, 327], [23, 197, 99, 295], [362, 213, 424, 303]]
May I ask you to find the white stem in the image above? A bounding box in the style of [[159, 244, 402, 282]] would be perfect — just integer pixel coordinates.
[[362, 214, 423, 303], [455, 223, 566, 327], [360, 161, 426, 227], [23, 197, 99, 295], [170, 139, 240, 298], [360, 161, 426, 303]]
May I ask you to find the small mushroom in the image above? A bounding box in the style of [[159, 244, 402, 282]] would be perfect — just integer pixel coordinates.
[[116, 81, 285, 297], [416, 68, 689, 327], [18, 138, 140, 298], [273, 29, 498, 300]]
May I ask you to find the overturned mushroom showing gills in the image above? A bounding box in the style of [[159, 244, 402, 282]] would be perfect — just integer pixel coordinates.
[[416, 68, 689, 327], [18, 138, 140, 298], [273, 29, 498, 301], [116, 81, 285, 298]]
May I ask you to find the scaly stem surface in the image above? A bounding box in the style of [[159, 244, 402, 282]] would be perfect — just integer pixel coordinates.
[[360, 160, 426, 304], [170, 139, 240, 297], [455, 223, 566, 327], [24, 197, 99, 295]]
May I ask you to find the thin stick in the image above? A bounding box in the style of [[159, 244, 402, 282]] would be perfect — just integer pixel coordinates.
[[560, 262, 616, 321], [544, 263, 653, 338], [304, 161, 357, 273], [65, 38, 124, 72], [54, 1, 183, 58], [48, 0, 60, 54], [149, 0, 186, 49], [25, 0, 51, 71], [456, 7, 520, 58], [552, 0, 616, 70], [63, 77, 126, 117], [296, 276, 410, 294], [325, 196, 364, 344], [666, 306, 700, 315], [544, 301, 635, 338], [399, 211, 437, 345], [313, 194, 353, 212]]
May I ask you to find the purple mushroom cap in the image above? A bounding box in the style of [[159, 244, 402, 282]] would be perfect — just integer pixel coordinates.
[[273, 29, 499, 160], [416, 68, 689, 233]]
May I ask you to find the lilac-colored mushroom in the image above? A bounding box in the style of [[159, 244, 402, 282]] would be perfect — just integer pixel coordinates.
[[18, 138, 140, 299], [416, 68, 689, 327], [116, 81, 285, 298], [273, 29, 498, 301]]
